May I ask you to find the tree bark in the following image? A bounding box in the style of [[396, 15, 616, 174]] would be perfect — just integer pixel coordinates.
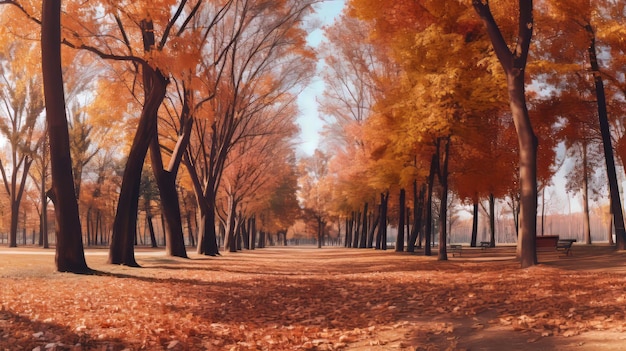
[[184, 156, 220, 256], [41, 0, 89, 273], [367, 211, 379, 248], [317, 216, 323, 248], [241, 217, 249, 250], [147, 215, 158, 248], [39, 141, 49, 248], [473, 0, 537, 267], [258, 231, 266, 248], [108, 66, 167, 266], [585, 24, 626, 249], [250, 216, 256, 250], [377, 192, 389, 250], [470, 201, 478, 247], [352, 211, 360, 248], [149, 94, 193, 258], [437, 138, 450, 261], [359, 203, 368, 248], [225, 196, 238, 253], [407, 181, 424, 252], [424, 154, 437, 256], [345, 216, 351, 247], [489, 193, 496, 247], [581, 142, 591, 244], [196, 196, 220, 256], [395, 188, 406, 252]]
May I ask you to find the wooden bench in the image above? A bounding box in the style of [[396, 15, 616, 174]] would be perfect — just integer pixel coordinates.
[[449, 244, 462, 257], [479, 241, 490, 249], [556, 239, 576, 256], [536, 235, 559, 248]]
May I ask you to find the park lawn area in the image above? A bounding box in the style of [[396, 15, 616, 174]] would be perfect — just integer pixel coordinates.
[[1, 245, 626, 350]]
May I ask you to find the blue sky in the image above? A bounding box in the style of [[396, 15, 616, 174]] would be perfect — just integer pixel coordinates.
[[296, 0, 346, 156]]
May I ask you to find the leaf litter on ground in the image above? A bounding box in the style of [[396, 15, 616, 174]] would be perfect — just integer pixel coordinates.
[[1, 245, 626, 350]]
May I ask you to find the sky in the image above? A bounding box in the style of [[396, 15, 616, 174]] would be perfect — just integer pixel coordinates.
[[295, 0, 346, 156]]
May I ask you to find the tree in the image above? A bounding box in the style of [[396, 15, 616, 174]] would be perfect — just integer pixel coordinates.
[[583, 8, 626, 250], [81, 151, 122, 246], [534, 0, 626, 247], [473, 0, 537, 267], [0, 37, 44, 247], [185, 0, 316, 255], [220, 103, 300, 252], [29, 123, 50, 248], [318, 11, 388, 246], [299, 150, 331, 248], [348, 0, 520, 259], [41, 0, 89, 273], [2, 0, 203, 263]]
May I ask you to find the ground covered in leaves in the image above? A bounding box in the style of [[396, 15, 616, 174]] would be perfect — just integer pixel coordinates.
[[1, 245, 626, 350]]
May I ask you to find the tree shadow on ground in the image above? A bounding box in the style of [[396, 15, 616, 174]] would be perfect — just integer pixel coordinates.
[[538, 245, 626, 273], [0, 309, 128, 350]]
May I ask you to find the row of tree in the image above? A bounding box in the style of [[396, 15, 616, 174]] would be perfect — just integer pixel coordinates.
[[297, 0, 626, 267], [3, 0, 626, 271], [0, 0, 321, 272]]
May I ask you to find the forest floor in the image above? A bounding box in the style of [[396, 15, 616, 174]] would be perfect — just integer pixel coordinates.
[[1, 244, 626, 350]]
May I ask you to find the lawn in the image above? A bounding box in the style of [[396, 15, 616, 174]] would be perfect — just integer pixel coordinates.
[[1, 245, 626, 350]]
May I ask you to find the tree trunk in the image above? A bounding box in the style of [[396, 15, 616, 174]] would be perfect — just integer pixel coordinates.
[[9, 202, 19, 247], [581, 142, 591, 244], [437, 138, 450, 261], [359, 203, 368, 248], [382, 193, 389, 250], [317, 217, 323, 248], [149, 95, 193, 258], [352, 211, 360, 248], [424, 154, 437, 256], [5, 158, 32, 247], [377, 192, 389, 250], [375, 204, 383, 249], [486, 194, 495, 247], [395, 188, 406, 252], [108, 67, 167, 266], [250, 216, 256, 250], [145, 214, 156, 248], [186, 212, 195, 246], [184, 157, 220, 256], [197, 197, 220, 256], [608, 213, 614, 245], [474, 0, 537, 267], [345, 216, 351, 247], [236, 217, 244, 250], [367, 211, 379, 248], [470, 201, 478, 247], [225, 197, 238, 253], [407, 181, 424, 253], [39, 130, 48, 248], [585, 24, 626, 249], [150, 158, 187, 255], [259, 231, 266, 248], [41, 0, 89, 273], [241, 217, 249, 250]]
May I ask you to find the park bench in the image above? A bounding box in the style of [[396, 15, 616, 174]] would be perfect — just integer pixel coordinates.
[[556, 239, 576, 256], [536, 235, 559, 250], [479, 241, 490, 249], [449, 244, 462, 257]]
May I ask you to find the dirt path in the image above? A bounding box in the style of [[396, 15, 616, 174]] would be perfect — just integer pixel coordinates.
[[1, 245, 626, 350]]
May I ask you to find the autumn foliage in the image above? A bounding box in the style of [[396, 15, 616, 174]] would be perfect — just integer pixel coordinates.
[[0, 0, 625, 273]]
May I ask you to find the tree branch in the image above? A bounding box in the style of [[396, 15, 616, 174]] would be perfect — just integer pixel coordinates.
[[472, 0, 514, 71]]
